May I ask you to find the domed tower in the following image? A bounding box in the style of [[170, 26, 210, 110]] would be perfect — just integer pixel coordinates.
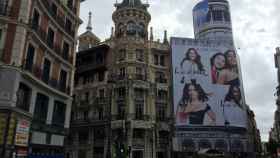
[[109, 1, 172, 158], [193, 0, 233, 42], [113, 0, 151, 40]]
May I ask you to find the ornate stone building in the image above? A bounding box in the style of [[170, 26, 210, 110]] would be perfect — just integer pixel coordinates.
[[0, 0, 84, 157], [67, 1, 172, 158]]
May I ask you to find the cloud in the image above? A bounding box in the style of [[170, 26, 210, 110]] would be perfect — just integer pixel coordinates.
[[79, 0, 279, 141]]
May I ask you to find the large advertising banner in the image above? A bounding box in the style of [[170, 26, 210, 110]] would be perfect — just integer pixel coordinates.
[[171, 38, 247, 128]]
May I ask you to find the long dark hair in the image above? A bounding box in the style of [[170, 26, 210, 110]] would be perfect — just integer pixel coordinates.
[[224, 50, 238, 72], [181, 48, 205, 72], [225, 85, 242, 108], [210, 52, 226, 69], [180, 79, 208, 107]]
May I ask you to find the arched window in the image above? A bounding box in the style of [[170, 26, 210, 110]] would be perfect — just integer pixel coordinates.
[[127, 21, 136, 36], [117, 23, 124, 37], [137, 23, 145, 38]]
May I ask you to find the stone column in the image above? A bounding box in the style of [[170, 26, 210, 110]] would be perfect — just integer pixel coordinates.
[[29, 89, 37, 114], [46, 97, 54, 125]]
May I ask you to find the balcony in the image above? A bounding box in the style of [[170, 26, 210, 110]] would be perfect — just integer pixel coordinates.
[[111, 114, 126, 120], [155, 78, 167, 84], [131, 114, 150, 121], [40, 0, 75, 38], [133, 73, 147, 81], [23, 62, 70, 95], [96, 97, 108, 105], [0, 2, 18, 18], [156, 116, 169, 122], [132, 138, 145, 147], [55, 0, 77, 15], [29, 22, 72, 64], [156, 98, 167, 104]]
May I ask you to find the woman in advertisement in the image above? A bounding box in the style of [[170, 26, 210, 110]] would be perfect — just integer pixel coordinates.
[[180, 48, 205, 75], [210, 51, 240, 86], [176, 80, 216, 125], [223, 85, 247, 127]]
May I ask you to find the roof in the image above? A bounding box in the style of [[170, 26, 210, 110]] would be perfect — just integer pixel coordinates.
[[79, 31, 101, 42], [115, 0, 149, 10], [77, 44, 110, 56]]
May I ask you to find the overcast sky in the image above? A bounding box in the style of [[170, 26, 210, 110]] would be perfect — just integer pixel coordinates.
[[79, 0, 280, 141]]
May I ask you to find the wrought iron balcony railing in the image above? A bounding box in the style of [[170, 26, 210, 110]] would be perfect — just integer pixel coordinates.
[[40, 0, 75, 38]]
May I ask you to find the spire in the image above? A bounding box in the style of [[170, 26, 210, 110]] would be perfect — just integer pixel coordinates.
[[111, 27, 115, 38], [150, 27, 153, 41], [86, 12, 92, 32], [163, 30, 168, 43]]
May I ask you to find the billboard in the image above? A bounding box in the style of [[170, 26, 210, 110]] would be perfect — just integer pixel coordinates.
[[15, 119, 30, 147], [171, 38, 247, 128]]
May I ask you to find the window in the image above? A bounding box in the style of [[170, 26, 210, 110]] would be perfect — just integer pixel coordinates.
[[155, 71, 166, 83], [132, 151, 143, 158], [32, 9, 40, 29], [136, 67, 143, 80], [135, 89, 144, 100], [85, 92, 89, 102], [16, 83, 31, 111], [224, 11, 231, 22], [65, 18, 72, 33], [47, 27, 55, 48], [99, 89, 105, 98], [51, 3, 57, 16], [133, 129, 144, 138], [135, 102, 144, 120], [158, 90, 167, 100], [157, 103, 166, 121], [118, 104, 125, 119], [62, 42, 70, 60], [34, 93, 49, 123], [98, 108, 104, 120], [212, 10, 223, 21], [52, 101, 66, 126], [98, 71, 104, 82], [79, 131, 88, 144], [59, 70, 67, 92], [154, 54, 159, 65], [160, 55, 165, 66], [25, 44, 35, 72], [42, 58, 51, 83], [96, 54, 104, 64], [119, 67, 126, 78], [0, 1, 8, 15], [127, 21, 136, 35], [136, 49, 144, 62], [118, 87, 126, 98], [67, 0, 73, 9], [137, 23, 145, 38], [117, 23, 124, 37], [118, 49, 126, 61]]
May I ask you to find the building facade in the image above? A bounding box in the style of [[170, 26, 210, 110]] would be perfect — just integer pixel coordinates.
[[67, 1, 172, 158], [269, 47, 280, 153], [0, 0, 84, 157], [171, 0, 260, 157]]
